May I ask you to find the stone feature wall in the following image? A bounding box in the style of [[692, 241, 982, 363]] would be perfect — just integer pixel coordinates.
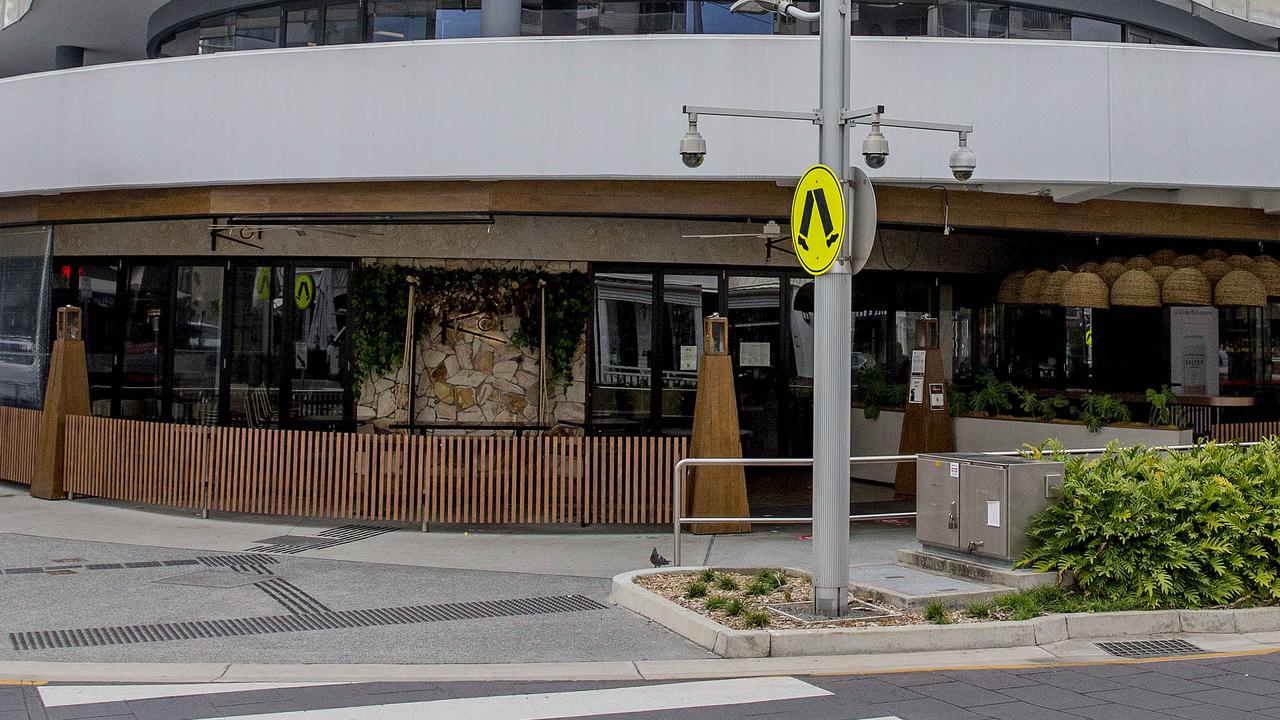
[[357, 261, 587, 430]]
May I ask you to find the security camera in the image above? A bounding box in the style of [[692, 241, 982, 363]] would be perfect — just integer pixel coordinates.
[[949, 134, 976, 182], [680, 118, 706, 169], [861, 124, 889, 170]]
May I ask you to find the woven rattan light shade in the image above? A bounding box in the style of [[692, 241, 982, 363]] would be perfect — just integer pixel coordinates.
[[1162, 268, 1212, 306], [1078, 261, 1102, 274], [1150, 249, 1179, 266], [1040, 270, 1075, 305], [1124, 256, 1154, 271], [1060, 272, 1110, 309], [1105, 256, 1125, 264], [1226, 254, 1256, 270], [997, 271, 1026, 304], [1111, 270, 1161, 307], [1199, 259, 1230, 284], [1173, 254, 1201, 268], [1215, 270, 1266, 307], [1149, 265, 1175, 286], [1097, 261, 1126, 287], [1204, 248, 1229, 261], [1018, 270, 1051, 305], [1256, 255, 1280, 268], [1253, 260, 1280, 297]]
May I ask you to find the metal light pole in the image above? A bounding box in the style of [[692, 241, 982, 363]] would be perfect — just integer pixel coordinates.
[[679, 0, 975, 619], [810, 0, 853, 618]]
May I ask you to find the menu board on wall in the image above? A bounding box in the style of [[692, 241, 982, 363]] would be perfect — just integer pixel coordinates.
[[1170, 307, 1218, 396]]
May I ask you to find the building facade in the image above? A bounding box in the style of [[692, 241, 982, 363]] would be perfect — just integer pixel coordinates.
[[0, 0, 1278, 454]]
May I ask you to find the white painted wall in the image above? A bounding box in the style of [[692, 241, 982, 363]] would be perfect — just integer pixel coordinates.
[[0, 36, 1277, 198]]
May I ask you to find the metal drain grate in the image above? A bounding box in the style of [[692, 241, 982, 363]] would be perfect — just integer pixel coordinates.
[[246, 525, 398, 555], [9, 595, 606, 651], [1095, 639, 1206, 659]]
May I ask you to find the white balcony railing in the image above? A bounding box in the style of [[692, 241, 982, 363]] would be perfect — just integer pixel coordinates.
[[1192, 0, 1280, 29]]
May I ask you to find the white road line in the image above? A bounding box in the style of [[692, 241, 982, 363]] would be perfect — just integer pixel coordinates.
[[188, 676, 831, 720], [38, 682, 348, 707]]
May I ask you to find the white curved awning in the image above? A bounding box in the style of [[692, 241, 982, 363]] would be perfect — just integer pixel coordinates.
[[1192, 0, 1280, 29]]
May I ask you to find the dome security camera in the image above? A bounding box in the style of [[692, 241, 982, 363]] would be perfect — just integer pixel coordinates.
[[680, 119, 707, 169], [862, 124, 888, 170], [949, 134, 976, 182]]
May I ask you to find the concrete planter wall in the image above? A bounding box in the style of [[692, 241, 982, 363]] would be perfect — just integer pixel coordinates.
[[850, 410, 1194, 484]]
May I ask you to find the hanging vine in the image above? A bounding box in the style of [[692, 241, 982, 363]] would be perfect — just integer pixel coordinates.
[[350, 264, 591, 390]]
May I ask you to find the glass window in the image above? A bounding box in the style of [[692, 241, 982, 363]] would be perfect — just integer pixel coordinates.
[[158, 27, 200, 57], [172, 266, 224, 425], [324, 3, 363, 44], [79, 265, 121, 416], [369, 0, 432, 41], [436, 0, 483, 38], [853, 0, 932, 36], [1071, 15, 1121, 42], [197, 8, 282, 54], [968, 2, 1009, 38], [120, 266, 172, 420], [659, 274, 718, 431], [1007, 6, 1071, 41], [592, 273, 654, 432], [597, 1, 686, 35], [291, 267, 349, 424], [728, 276, 781, 456], [692, 1, 773, 33], [286, 6, 323, 46], [229, 266, 285, 427]]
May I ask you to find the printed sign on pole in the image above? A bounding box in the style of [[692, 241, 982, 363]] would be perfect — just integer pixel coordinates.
[[791, 164, 846, 275]]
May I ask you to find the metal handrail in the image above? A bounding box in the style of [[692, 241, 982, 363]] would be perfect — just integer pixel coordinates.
[[671, 443, 1214, 566]]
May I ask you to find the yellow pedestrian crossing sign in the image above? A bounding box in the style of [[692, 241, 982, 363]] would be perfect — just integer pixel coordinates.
[[294, 273, 315, 311], [791, 164, 846, 275]]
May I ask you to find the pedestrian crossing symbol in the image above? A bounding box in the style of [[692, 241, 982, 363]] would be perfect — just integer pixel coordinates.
[[791, 164, 846, 276], [294, 273, 315, 311]]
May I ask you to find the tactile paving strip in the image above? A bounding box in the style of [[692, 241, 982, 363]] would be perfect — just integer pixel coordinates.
[[1095, 638, 1205, 658], [245, 525, 399, 554], [9, 595, 607, 650], [1, 555, 276, 577]]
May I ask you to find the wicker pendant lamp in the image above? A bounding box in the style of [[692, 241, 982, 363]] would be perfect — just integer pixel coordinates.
[[1203, 248, 1229, 261], [1256, 254, 1280, 268], [1173, 254, 1201, 268], [1226, 254, 1256, 270], [1111, 270, 1161, 307], [1040, 269, 1075, 305], [1214, 270, 1266, 307], [997, 271, 1027, 304], [1105, 255, 1125, 264], [1149, 265, 1175, 287], [1252, 260, 1280, 298], [1097, 261, 1126, 287], [1199, 259, 1230, 284], [1162, 268, 1212, 306], [1018, 269, 1051, 305], [1078, 261, 1102, 274], [1059, 272, 1110, 309], [1123, 256, 1154, 271], [1150, 248, 1179, 266]]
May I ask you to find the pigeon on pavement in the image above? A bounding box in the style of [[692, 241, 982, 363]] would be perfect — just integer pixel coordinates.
[[650, 548, 670, 568]]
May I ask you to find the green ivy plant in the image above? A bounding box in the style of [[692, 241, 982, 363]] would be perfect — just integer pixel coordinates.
[[349, 264, 591, 390], [1146, 385, 1176, 427], [1073, 393, 1132, 432], [1019, 440, 1280, 609]]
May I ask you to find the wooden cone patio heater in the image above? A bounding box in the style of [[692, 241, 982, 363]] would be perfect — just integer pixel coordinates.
[[32, 307, 91, 500], [894, 317, 955, 500], [686, 314, 750, 534]]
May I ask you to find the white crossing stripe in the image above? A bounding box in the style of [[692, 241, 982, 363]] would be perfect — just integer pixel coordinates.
[[187, 676, 831, 719], [38, 682, 348, 707]]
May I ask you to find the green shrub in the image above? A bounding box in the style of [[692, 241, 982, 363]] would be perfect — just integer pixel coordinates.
[[968, 370, 1014, 416], [965, 601, 992, 619], [725, 598, 746, 617], [1146, 385, 1175, 427], [1020, 440, 1280, 609], [753, 568, 787, 589], [704, 595, 729, 611], [948, 383, 968, 418], [1017, 388, 1070, 422], [744, 610, 771, 628], [717, 575, 739, 592], [744, 581, 770, 596], [1073, 393, 1132, 432], [993, 592, 1041, 621], [697, 568, 717, 583], [923, 600, 952, 624], [684, 580, 708, 599]]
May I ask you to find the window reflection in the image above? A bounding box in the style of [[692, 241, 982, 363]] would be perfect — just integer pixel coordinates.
[[592, 273, 654, 431], [369, 0, 432, 41]]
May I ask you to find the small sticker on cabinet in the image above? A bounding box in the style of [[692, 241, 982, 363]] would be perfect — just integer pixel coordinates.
[[987, 500, 1001, 527], [949, 462, 959, 478]]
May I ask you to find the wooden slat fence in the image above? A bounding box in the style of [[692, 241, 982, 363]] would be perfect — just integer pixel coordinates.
[[1211, 422, 1280, 444], [0, 406, 41, 486], [64, 417, 686, 525]]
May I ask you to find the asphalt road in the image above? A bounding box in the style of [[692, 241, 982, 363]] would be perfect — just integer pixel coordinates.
[[12, 652, 1280, 720]]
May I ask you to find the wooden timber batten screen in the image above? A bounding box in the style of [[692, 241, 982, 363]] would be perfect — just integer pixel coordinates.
[[1211, 423, 1280, 444], [0, 407, 40, 486], [63, 416, 686, 525]]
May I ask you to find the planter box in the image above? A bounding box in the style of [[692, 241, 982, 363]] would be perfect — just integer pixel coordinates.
[[851, 411, 1194, 484]]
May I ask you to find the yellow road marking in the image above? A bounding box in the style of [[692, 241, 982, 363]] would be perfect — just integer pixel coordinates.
[[811, 646, 1280, 677], [0, 680, 46, 686]]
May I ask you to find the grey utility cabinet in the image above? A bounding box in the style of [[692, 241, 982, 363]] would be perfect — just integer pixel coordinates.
[[916, 453, 1065, 564]]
